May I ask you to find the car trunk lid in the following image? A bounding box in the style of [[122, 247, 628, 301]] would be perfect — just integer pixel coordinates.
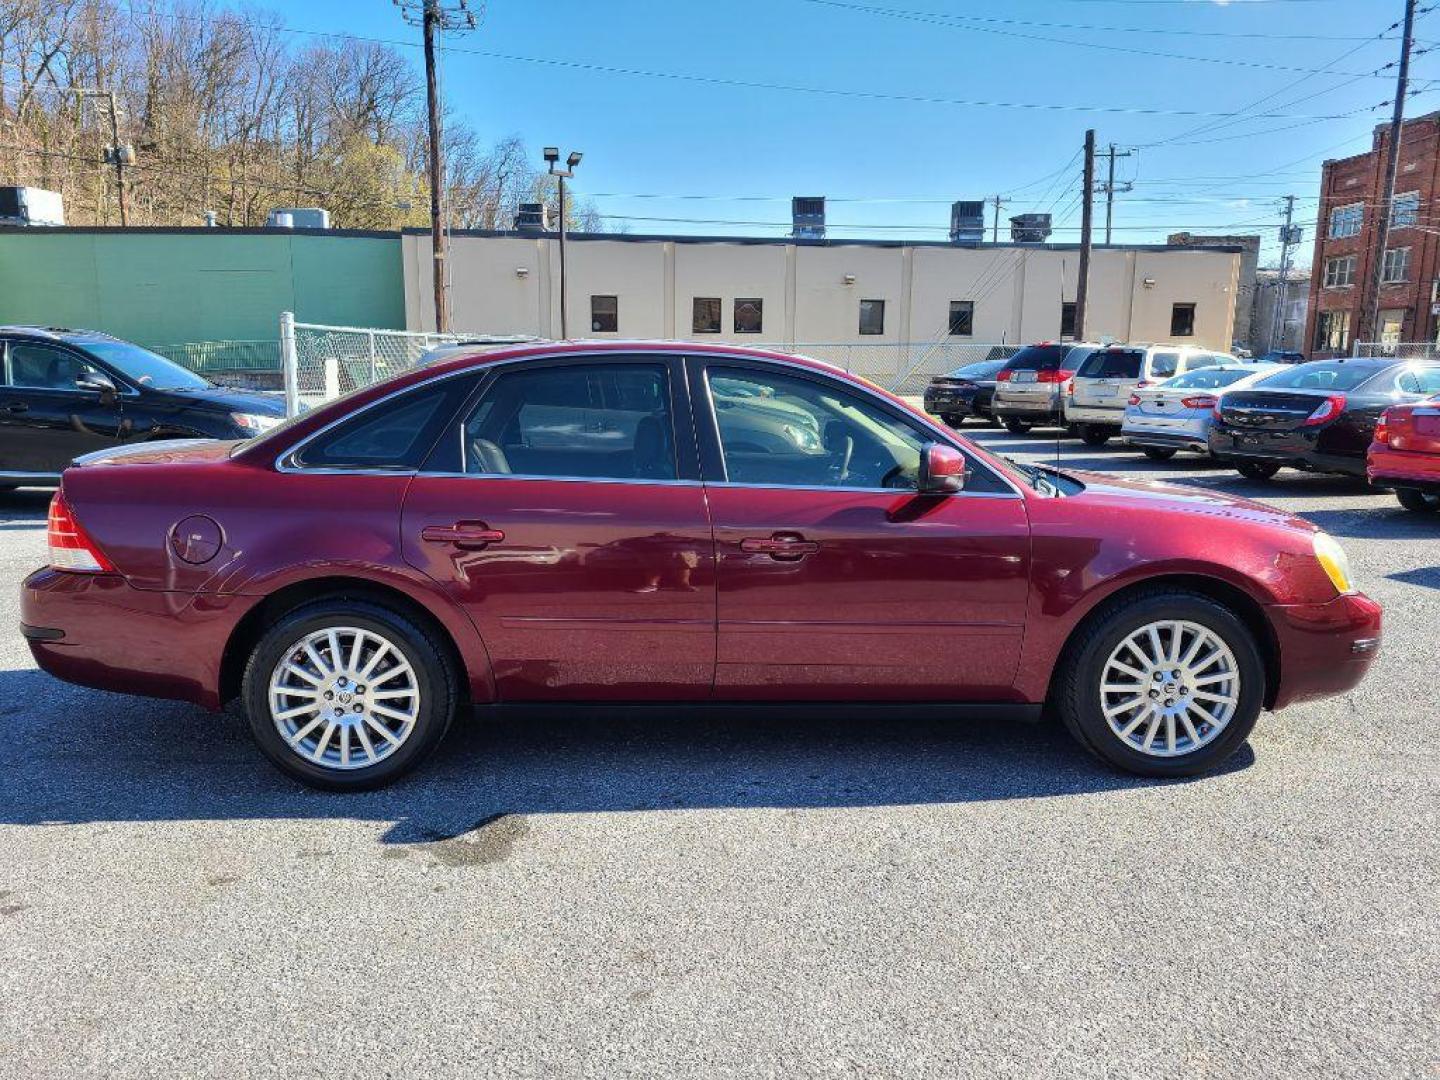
[[1220, 390, 1330, 432], [1384, 401, 1440, 454]]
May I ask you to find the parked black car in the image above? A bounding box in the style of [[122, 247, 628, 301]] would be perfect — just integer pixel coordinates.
[[1256, 350, 1306, 365], [922, 357, 1009, 426], [0, 326, 287, 487], [1208, 357, 1440, 481]]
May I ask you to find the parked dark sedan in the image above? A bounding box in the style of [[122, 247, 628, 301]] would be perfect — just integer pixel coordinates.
[[0, 326, 287, 487], [922, 358, 1009, 426], [1209, 358, 1440, 481]]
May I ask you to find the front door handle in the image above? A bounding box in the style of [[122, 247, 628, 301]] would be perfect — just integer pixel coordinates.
[[420, 522, 506, 549], [740, 533, 820, 561]]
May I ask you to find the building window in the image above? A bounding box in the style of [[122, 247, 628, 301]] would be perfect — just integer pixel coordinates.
[[1324, 255, 1357, 288], [859, 299, 886, 335], [1170, 303, 1196, 338], [1315, 310, 1351, 352], [590, 295, 618, 333], [1328, 202, 1363, 239], [1060, 301, 1077, 340], [692, 297, 721, 334], [1382, 247, 1411, 284], [1379, 309, 1406, 345], [1391, 191, 1420, 229], [948, 300, 975, 336], [734, 298, 763, 334]]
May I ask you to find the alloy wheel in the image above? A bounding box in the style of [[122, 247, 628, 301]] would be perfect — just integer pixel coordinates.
[[267, 626, 421, 770], [1098, 619, 1240, 758]]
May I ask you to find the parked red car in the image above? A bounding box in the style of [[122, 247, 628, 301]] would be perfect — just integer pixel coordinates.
[[1368, 396, 1440, 512], [22, 342, 1382, 789]]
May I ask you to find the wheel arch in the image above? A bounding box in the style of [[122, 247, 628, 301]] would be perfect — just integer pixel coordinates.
[[1046, 573, 1282, 711], [218, 575, 485, 708]]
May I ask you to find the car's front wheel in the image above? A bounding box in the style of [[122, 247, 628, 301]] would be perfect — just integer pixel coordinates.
[[1395, 488, 1440, 513], [241, 599, 457, 790], [1236, 461, 1281, 481], [1054, 589, 1264, 778]]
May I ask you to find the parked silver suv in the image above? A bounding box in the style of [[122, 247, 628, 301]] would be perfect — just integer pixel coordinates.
[[990, 342, 1100, 433], [1064, 343, 1236, 445]]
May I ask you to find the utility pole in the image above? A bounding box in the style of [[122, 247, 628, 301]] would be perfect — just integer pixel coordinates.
[[545, 148, 583, 339], [1270, 195, 1298, 352], [992, 194, 1006, 243], [1099, 144, 1133, 245], [1361, 0, 1416, 345], [1075, 129, 1096, 341], [396, 0, 480, 333], [72, 89, 132, 226]]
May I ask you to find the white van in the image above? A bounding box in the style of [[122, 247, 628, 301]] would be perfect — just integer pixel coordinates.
[[1064, 343, 1237, 444]]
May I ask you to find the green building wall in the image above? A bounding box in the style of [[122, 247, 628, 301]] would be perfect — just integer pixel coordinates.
[[0, 228, 405, 347]]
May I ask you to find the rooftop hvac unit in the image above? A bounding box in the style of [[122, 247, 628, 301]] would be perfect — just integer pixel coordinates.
[[792, 196, 826, 240], [1009, 213, 1052, 243], [0, 186, 65, 227], [514, 202, 552, 233], [949, 200, 986, 243], [265, 207, 330, 230]]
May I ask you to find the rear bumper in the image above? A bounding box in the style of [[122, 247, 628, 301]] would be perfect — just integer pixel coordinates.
[[1063, 404, 1125, 426], [1267, 592, 1383, 710], [20, 567, 250, 709], [1209, 427, 1367, 477], [1121, 430, 1211, 452], [993, 390, 1063, 420], [1367, 445, 1440, 492], [924, 388, 988, 417]]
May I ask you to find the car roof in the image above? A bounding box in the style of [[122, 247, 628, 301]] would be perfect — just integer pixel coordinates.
[[0, 325, 121, 344]]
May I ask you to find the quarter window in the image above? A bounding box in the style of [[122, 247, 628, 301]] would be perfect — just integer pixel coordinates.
[[858, 299, 886, 336], [692, 297, 722, 334], [1382, 247, 1411, 283], [461, 363, 675, 481], [590, 295, 618, 333], [734, 298, 763, 334], [1391, 191, 1420, 229], [1328, 202, 1363, 239], [948, 300, 975, 336], [294, 380, 471, 471], [4, 343, 100, 390], [1324, 255, 1357, 288], [1169, 304, 1196, 338]]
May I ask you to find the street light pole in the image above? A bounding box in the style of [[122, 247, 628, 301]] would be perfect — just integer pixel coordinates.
[[545, 148, 582, 339]]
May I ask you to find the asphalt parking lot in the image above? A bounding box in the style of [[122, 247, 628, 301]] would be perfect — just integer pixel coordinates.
[[1, 428, 1436, 1080]]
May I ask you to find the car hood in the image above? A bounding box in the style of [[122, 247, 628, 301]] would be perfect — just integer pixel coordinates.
[[150, 385, 288, 416], [1057, 467, 1317, 532]]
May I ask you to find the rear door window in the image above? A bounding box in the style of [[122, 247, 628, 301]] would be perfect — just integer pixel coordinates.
[[1077, 349, 1144, 379]]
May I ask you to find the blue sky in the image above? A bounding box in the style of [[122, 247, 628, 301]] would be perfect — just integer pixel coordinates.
[[293, 0, 1432, 263]]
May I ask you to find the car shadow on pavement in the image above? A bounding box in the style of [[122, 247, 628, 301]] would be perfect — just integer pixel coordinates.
[[0, 667, 1253, 844], [1300, 506, 1440, 540]]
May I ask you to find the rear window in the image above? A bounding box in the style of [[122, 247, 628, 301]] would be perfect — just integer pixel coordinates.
[[1253, 362, 1386, 393], [1078, 349, 1144, 379], [1167, 368, 1263, 390], [1004, 344, 1070, 372]]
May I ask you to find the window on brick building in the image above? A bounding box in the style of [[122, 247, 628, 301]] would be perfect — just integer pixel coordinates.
[[1324, 255, 1357, 288], [1382, 247, 1412, 284], [1314, 310, 1351, 352], [1391, 191, 1420, 229], [1328, 203, 1363, 239]]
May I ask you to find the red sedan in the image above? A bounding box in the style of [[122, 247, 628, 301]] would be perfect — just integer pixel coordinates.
[[22, 342, 1381, 789], [1368, 396, 1440, 513]]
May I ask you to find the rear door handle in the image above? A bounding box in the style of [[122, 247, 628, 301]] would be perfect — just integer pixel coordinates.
[[740, 533, 820, 560], [420, 522, 506, 549]]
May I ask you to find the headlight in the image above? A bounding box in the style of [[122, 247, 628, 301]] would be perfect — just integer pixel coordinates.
[[1313, 532, 1355, 595], [231, 412, 282, 433]]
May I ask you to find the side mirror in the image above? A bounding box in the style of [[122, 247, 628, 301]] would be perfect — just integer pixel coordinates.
[[918, 442, 966, 494], [76, 370, 117, 402]]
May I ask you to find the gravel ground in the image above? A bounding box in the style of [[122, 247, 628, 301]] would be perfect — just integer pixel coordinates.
[[1, 429, 1436, 1079]]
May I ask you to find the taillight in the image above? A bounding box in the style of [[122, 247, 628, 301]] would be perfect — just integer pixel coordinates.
[[996, 370, 1013, 382], [1181, 394, 1217, 410], [47, 491, 114, 573], [1037, 368, 1075, 384], [1127, 393, 1141, 406], [1134, 380, 1153, 389], [1301, 393, 1347, 427], [1212, 400, 1225, 422], [1374, 409, 1392, 445]]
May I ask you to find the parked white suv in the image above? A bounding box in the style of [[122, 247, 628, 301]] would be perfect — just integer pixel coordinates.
[[1064, 343, 1237, 445]]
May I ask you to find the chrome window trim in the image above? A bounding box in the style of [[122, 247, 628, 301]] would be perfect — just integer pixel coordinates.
[[274, 346, 1025, 498]]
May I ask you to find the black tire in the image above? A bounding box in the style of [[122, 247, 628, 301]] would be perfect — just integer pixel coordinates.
[[941, 413, 964, 428], [1053, 588, 1264, 779], [241, 599, 458, 790], [1004, 418, 1032, 435], [1142, 447, 1178, 462], [1236, 461, 1281, 481], [1396, 488, 1440, 513], [1079, 424, 1113, 447]]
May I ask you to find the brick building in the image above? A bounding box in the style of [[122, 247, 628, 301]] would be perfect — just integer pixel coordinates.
[[1306, 111, 1440, 358]]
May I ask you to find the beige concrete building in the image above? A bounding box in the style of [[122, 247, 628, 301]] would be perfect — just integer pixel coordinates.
[[402, 230, 1243, 350]]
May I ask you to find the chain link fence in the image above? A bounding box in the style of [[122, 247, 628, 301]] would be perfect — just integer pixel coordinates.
[[1352, 341, 1440, 360]]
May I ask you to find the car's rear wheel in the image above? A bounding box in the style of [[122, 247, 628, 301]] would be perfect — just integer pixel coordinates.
[[241, 599, 457, 790], [942, 413, 964, 428], [1236, 461, 1280, 481], [1079, 424, 1112, 446], [1004, 418, 1032, 435], [1142, 447, 1178, 461], [1054, 589, 1264, 778], [1395, 488, 1440, 513]]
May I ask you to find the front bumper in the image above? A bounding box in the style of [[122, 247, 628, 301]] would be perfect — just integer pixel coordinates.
[[21, 567, 251, 710], [1208, 427, 1367, 478], [1267, 591, 1382, 710]]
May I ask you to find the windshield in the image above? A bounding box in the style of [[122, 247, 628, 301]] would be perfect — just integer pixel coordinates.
[[1167, 367, 1268, 390], [1253, 362, 1383, 393], [81, 340, 212, 390], [1078, 349, 1143, 379]]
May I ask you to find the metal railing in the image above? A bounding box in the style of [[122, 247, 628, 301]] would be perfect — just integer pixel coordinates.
[[1352, 340, 1440, 360]]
